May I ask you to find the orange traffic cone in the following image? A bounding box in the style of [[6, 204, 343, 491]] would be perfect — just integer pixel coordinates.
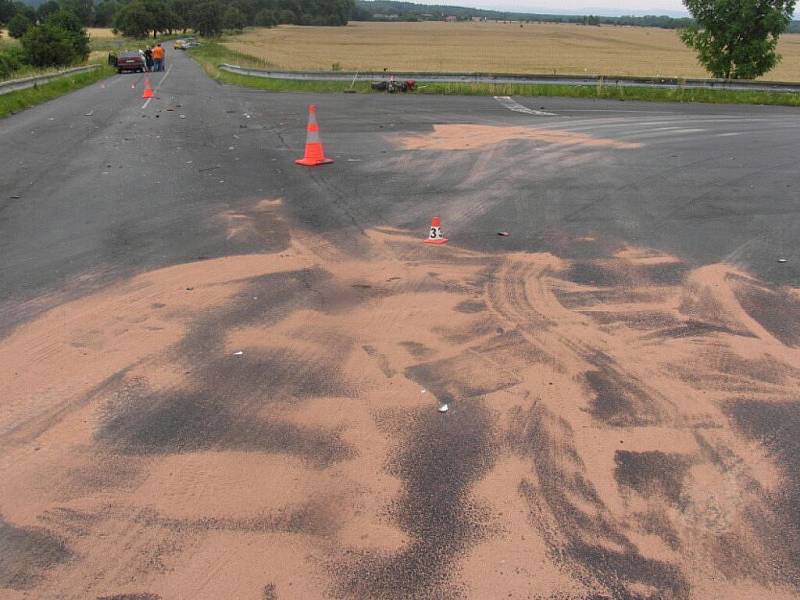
[[142, 79, 154, 99], [423, 216, 448, 244], [295, 105, 333, 166]]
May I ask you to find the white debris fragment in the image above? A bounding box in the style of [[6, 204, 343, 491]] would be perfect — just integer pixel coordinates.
[[233, 351, 244, 356], [438, 404, 449, 413]]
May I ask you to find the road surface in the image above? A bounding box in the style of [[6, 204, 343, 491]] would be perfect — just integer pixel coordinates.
[[1, 46, 800, 599]]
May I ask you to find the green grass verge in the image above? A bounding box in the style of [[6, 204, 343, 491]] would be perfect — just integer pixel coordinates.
[[189, 41, 800, 106], [0, 65, 114, 119], [189, 41, 371, 93], [417, 81, 800, 106]]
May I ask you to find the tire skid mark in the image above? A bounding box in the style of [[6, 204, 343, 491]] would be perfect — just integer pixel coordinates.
[[2, 219, 800, 598], [334, 400, 496, 599], [509, 403, 691, 599]]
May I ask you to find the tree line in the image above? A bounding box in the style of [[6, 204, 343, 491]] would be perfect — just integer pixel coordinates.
[[1, 0, 797, 80], [110, 0, 354, 37], [353, 0, 800, 35], [1, 0, 354, 38], [352, 1, 695, 29], [0, 0, 90, 75]]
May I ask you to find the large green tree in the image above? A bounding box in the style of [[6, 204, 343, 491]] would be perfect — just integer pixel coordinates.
[[61, 0, 95, 26], [7, 12, 31, 37], [11, 1, 35, 22], [37, 0, 62, 22], [113, 0, 151, 37], [223, 6, 245, 30], [0, 0, 15, 25], [21, 23, 79, 66], [170, 0, 193, 31], [254, 7, 277, 26], [46, 9, 91, 60], [681, 0, 797, 79], [114, 0, 177, 38], [190, 0, 223, 36], [94, 0, 120, 27]]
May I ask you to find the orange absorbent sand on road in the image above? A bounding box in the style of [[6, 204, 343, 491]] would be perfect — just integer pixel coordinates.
[[1, 204, 799, 599], [395, 123, 642, 151]]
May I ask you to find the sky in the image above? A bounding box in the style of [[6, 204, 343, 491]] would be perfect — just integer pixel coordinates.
[[404, 0, 690, 17]]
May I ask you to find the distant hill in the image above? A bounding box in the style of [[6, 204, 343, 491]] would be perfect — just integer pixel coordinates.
[[354, 0, 692, 27], [355, 0, 800, 32]]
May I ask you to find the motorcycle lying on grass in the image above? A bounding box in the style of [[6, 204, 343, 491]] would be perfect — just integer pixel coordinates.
[[371, 78, 417, 93]]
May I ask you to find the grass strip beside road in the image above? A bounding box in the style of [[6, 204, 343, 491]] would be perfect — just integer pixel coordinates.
[[189, 42, 373, 93], [190, 42, 800, 107], [419, 81, 800, 106], [0, 65, 114, 119]]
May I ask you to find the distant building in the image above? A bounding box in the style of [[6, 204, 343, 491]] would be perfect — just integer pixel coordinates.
[[445, 15, 457, 22]]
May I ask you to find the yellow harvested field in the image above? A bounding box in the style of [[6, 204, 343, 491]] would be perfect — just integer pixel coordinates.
[[87, 27, 118, 39], [1, 27, 115, 39], [223, 21, 800, 81]]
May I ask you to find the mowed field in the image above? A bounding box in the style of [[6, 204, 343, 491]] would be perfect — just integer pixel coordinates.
[[223, 21, 800, 81], [87, 27, 118, 39]]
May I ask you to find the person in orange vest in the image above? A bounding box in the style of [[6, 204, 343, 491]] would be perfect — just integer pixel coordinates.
[[152, 44, 165, 72]]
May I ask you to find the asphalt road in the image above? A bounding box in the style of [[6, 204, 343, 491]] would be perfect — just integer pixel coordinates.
[[2, 45, 800, 600], [2, 48, 799, 327]]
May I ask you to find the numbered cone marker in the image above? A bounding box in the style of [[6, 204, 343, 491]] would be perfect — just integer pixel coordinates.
[[423, 216, 448, 245]]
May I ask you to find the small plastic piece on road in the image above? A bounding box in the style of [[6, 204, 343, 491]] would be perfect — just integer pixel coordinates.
[[498, 231, 510, 236], [438, 404, 449, 413], [233, 351, 244, 356], [778, 258, 788, 263]]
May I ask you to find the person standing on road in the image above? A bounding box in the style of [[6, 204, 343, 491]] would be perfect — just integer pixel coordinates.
[[144, 46, 154, 72], [152, 44, 165, 72]]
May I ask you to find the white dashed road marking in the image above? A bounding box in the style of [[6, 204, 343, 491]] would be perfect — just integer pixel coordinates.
[[158, 64, 173, 88], [493, 96, 556, 116], [141, 65, 173, 109]]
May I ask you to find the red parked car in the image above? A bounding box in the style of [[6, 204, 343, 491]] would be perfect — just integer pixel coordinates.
[[115, 51, 145, 74]]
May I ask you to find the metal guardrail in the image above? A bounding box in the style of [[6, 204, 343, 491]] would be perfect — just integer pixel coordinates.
[[0, 64, 100, 96], [219, 63, 800, 93]]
